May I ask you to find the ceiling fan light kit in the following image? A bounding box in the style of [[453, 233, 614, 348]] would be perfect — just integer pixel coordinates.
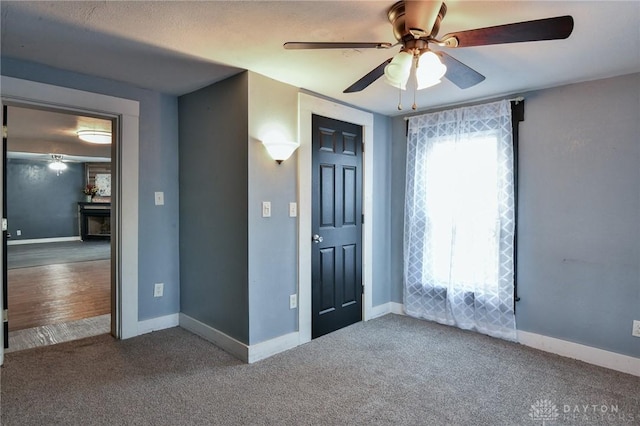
[[383, 51, 413, 89], [415, 51, 446, 90], [284, 0, 574, 111], [48, 154, 67, 175]]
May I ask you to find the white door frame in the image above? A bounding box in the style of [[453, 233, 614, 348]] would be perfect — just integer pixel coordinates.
[[297, 93, 374, 344], [0, 76, 139, 365]]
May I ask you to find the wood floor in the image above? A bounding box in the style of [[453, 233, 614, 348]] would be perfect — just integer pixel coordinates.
[[7, 259, 111, 332], [7, 314, 110, 353]]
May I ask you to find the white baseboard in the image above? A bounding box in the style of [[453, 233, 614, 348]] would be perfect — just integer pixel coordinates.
[[374, 303, 638, 376], [179, 313, 301, 364], [179, 313, 249, 362], [518, 330, 640, 377], [8, 236, 81, 246], [368, 303, 391, 319], [248, 331, 300, 363], [138, 313, 179, 335], [368, 302, 405, 320], [389, 302, 405, 315]]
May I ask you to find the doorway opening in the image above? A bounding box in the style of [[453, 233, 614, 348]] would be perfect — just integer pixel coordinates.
[[0, 75, 140, 367], [5, 105, 114, 352]]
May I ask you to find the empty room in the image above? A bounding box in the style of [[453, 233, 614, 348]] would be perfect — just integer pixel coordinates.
[[1, 1, 638, 425]]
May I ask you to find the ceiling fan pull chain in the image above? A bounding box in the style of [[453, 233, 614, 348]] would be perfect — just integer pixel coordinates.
[[412, 86, 418, 110], [397, 86, 403, 111]]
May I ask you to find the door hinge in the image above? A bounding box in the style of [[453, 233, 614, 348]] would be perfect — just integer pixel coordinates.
[[2, 218, 7, 231], [361, 142, 364, 153], [2, 310, 7, 322], [361, 214, 364, 224], [361, 284, 365, 295], [2, 125, 7, 139]]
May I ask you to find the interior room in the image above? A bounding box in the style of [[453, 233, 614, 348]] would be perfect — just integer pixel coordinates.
[[0, 1, 638, 424], [5, 106, 113, 351]]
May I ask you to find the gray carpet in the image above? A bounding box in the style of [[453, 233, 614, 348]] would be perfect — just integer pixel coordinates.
[[7, 240, 110, 269], [1, 314, 638, 425]]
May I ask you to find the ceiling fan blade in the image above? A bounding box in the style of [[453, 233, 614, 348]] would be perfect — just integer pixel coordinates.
[[284, 42, 392, 50], [442, 15, 574, 47], [405, 0, 442, 35], [343, 58, 392, 93], [435, 51, 485, 89]]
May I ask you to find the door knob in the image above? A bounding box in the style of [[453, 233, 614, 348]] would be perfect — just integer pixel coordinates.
[[312, 234, 323, 243]]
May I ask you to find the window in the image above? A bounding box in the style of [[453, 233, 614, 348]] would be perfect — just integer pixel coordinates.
[[404, 100, 518, 340], [424, 133, 500, 292]]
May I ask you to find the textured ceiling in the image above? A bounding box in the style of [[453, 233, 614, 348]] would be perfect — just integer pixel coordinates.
[[1, 1, 639, 116]]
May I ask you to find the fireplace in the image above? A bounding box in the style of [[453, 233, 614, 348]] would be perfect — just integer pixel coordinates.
[[78, 202, 111, 240]]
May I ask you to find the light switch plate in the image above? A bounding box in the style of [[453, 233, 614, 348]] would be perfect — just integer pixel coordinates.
[[262, 201, 271, 217], [289, 202, 297, 217], [154, 191, 164, 206]]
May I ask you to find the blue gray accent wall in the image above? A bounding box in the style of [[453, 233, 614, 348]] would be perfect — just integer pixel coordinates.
[[390, 115, 407, 304], [179, 72, 250, 344], [7, 158, 84, 240], [389, 73, 640, 358], [516, 73, 640, 358], [2, 57, 181, 321], [372, 113, 393, 307], [247, 72, 298, 345]]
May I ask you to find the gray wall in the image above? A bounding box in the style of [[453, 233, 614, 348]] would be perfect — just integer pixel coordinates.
[[247, 72, 298, 344], [372, 113, 393, 307], [179, 72, 250, 344], [389, 73, 640, 358], [7, 158, 84, 240], [390, 115, 407, 304], [516, 73, 640, 358], [2, 57, 181, 321]]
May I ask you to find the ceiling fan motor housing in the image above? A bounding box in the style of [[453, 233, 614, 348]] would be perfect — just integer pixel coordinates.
[[387, 1, 448, 42]]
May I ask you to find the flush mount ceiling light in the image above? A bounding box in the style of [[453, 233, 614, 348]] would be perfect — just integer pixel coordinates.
[[77, 130, 112, 144], [48, 154, 67, 175]]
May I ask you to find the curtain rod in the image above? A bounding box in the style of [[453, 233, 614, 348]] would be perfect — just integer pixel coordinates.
[[403, 96, 525, 120]]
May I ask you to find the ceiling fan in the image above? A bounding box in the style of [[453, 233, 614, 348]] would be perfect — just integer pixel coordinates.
[[284, 1, 574, 101]]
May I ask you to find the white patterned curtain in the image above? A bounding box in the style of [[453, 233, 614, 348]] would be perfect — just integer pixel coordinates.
[[404, 100, 516, 341]]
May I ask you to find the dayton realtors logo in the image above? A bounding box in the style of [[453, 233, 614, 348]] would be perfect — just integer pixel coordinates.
[[529, 399, 559, 424], [529, 399, 636, 424]]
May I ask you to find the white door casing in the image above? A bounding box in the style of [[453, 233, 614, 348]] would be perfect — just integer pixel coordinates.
[[298, 93, 374, 344], [0, 77, 139, 366]]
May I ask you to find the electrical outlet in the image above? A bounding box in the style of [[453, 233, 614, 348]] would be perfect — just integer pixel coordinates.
[[154, 191, 164, 206], [16, 230, 22, 236], [632, 320, 640, 338], [154, 283, 164, 298], [289, 294, 297, 309]]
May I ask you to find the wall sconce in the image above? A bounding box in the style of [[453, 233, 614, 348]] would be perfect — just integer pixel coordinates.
[[261, 139, 299, 164], [77, 130, 112, 144], [49, 154, 67, 176]]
